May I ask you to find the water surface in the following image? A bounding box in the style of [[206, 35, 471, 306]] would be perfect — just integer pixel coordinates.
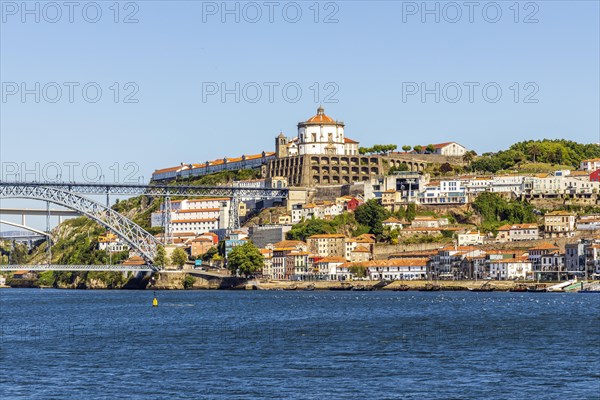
[[1, 290, 599, 399]]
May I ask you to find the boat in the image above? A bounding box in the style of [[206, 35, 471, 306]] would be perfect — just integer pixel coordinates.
[[418, 283, 441, 291], [468, 282, 495, 292], [329, 283, 353, 291], [351, 284, 373, 291], [393, 284, 410, 291], [444, 285, 467, 291], [509, 283, 528, 292], [284, 285, 297, 291], [303, 284, 315, 291], [527, 284, 547, 293]]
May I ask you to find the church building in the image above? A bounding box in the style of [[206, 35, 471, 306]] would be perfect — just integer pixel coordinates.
[[268, 107, 382, 186]]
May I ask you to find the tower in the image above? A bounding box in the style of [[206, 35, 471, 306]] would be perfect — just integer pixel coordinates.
[[276, 132, 288, 158]]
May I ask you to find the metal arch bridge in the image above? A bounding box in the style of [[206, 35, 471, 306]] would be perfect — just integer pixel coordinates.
[[0, 264, 153, 272], [0, 184, 162, 269], [0, 181, 289, 271], [0, 181, 289, 231]]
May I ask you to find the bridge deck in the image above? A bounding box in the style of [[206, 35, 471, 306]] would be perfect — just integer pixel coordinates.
[[0, 265, 154, 272]]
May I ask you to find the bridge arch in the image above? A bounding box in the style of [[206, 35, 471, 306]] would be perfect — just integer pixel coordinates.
[[0, 219, 51, 238], [0, 185, 161, 269]]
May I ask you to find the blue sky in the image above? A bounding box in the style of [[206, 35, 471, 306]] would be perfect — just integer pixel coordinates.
[[1, 0, 599, 185]]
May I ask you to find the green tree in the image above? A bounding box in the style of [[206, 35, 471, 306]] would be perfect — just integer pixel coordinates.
[[472, 192, 538, 231], [287, 218, 335, 241], [349, 264, 367, 278], [405, 203, 417, 222], [526, 142, 542, 163], [170, 247, 188, 269], [413, 145, 423, 154], [202, 246, 218, 262], [354, 199, 389, 237], [402, 145, 412, 152], [388, 164, 409, 174], [154, 245, 166, 267], [462, 150, 476, 164], [183, 275, 196, 289], [227, 241, 264, 277], [426, 144, 436, 153]]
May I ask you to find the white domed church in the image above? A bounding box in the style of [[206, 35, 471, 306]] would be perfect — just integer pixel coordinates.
[[276, 107, 359, 158], [269, 107, 383, 187]]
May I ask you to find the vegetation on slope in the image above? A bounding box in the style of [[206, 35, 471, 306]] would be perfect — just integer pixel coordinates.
[[470, 139, 600, 173], [472, 192, 538, 232]]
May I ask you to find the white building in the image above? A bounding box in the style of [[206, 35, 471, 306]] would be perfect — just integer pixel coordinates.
[[382, 217, 404, 230], [489, 257, 532, 280], [363, 259, 429, 280], [426, 142, 467, 157], [457, 231, 484, 246], [496, 224, 539, 242], [580, 158, 600, 172], [291, 201, 344, 224], [411, 216, 449, 229], [490, 176, 526, 194], [151, 198, 230, 235], [418, 180, 467, 205], [97, 232, 130, 253], [278, 106, 359, 157], [577, 215, 600, 231], [344, 235, 375, 261]]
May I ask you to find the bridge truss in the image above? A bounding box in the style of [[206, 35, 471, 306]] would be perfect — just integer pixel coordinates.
[[0, 184, 162, 269], [1, 181, 289, 231], [0, 264, 153, 272]]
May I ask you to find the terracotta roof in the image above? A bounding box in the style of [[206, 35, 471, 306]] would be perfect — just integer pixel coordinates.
[[419, 142, 464, 150], [303, 106, 336, 125], [497, 223, 538, 231], [413, 216, 437, 221], [318, 257, 346, 263], [382, 217, 404, 224], [273, 240, 306, 247], [389, 250, 438, 258], [344, 137, 359, 144], [545, 211, 575, 216], [123, 256, 146, 266], [308, 234, 346, 239], [153, 152, 274, 176], [341, 258, 429, 268], [177, 208, 220, 213], [529, 242, 559, 251], [191, 237, 212, 243], [171, 218, 218, 223], [352, 245, 371, 253]]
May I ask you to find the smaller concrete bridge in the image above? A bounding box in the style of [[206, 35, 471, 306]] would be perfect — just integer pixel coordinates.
[[0, 264, 154, 272]]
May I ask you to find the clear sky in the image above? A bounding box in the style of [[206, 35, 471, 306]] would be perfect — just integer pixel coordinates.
[[1, 0, 599, 185]]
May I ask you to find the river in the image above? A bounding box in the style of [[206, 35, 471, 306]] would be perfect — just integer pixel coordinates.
[[1, 289, 599, 399]]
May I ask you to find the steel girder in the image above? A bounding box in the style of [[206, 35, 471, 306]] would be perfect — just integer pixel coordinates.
[[0, 185, 161, 270], [0, 181, 288, 198]]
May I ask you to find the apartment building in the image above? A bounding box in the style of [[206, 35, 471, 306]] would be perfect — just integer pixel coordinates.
[[496, 224, 539, 242], [307, 234, 346, 258], [544, 211, 576, 237]]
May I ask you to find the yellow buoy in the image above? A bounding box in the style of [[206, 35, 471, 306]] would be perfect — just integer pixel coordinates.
[[152, 291, 158, 307]]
